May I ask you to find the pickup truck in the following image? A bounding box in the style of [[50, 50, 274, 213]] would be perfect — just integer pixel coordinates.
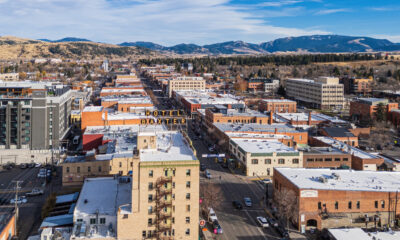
[[26, 188, 44, 197]]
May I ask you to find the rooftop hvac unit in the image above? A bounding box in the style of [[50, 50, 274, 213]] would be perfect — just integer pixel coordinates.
[[319, 176, 328, 183]]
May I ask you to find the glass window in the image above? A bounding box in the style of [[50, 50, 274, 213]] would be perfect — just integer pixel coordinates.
[[278, 159, 285, 164], [148, 194, 153, 202], [381, 200, 385, 208], [357, 201, 360, 209], [293, 158, 299, 164], [318, 202, 322, 210], [251, 159, 258, 164], [335, 201, 338, 210], [100, 218, 106, 224], [186, 169, 191, 176], [186, 181, 190, 188], [375, 201, 378, 208], [148, 182, 153, 190], [149, 170, 153, 177], [90, 218, 96, 224], [348, 201, 352, 209], [186, 217, 190, 224], [265, 159, 271, 164], [186, 193, 190, 200], [88, 166, 91, 172], [185, 229, 190, 235]]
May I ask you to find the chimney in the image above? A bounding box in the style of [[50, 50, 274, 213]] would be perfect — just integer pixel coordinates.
[[308, 112, 312, 126], [269, 111, 273, 125], [105, 110, 108, 121], [274, 128, 278, 134]]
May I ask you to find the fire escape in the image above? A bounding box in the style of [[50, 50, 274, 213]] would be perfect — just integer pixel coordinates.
[[155, 176, 173, 240]]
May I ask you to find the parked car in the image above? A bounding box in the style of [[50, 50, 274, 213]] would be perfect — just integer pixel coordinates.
[[26, 188, 44, 197], [261, 178, 272, 184], [0, 198, 8, 205], [256, 216, 269, 228], [243, 197, 252, 207], [19, 164, 27, 169], [232, 200, 243, 210], [212, 220, 223, 234], [208, 147, 215, 152], [208, 208, 218, 222], [28, 163, 35, 168], [268, 217, 279, 227], [10, 196, 27, 204], [277, 226, 289, 238], [200, 164, 206, 171], [205, 170, 212, 179], [35, 163, 42, 168]]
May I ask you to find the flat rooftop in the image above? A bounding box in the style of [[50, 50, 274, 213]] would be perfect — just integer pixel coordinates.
[[227, 132, 291, 140], [302, 146, 348, 155], [313, 136, 380, 160], [231, 139, 298, 154], [356, 98, 389, 105], [139, 131, 197, 162], [328, 228, 400, 240], [276, 168, 400, 192], [83, 106, 103, 112], [75, 177, 131, 216], [214, 123, 304, 134], [274, 113, 346, 124], [261, 99, 296, 103]]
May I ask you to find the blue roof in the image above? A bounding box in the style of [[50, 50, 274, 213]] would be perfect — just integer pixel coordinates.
[[68, 203, 76, 214], [40, 214, 73, 228], [56, 192, 79, 204]]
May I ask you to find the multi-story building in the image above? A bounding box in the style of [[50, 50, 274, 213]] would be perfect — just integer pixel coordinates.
[[273, 168, 400, 232], [301, 146, 351, 169], [101, 96, 154, 113], [273, 112, 348, 128], [320, 127, 358, 147], [264, 79, 280, 93], [100, 87, 147, 97], [341, 77, 373, 95], [229, 138, 303, 177], [167, 77, 205, 97], [0, 81, 72, 150], [259, 99, 297, 113], [0, 73, 19, 81], [350, 98, 399, 121], [286, 77, 344, 110], [69, 130, 199, 239], [204, 107, 271, 127]]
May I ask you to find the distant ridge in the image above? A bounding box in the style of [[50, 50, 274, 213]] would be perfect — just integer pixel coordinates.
[[38, 37, 92, 43]]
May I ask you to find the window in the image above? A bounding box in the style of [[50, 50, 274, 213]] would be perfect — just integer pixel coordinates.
[[148, 206, 153, 214], [186, 217, 190, 224], [278, 159, 285, 164], [357, 201, 360, 209], [148, 182, 153, 190], [148, 218, 153, 226], [251, 159, 258, 164], [318, 202, 322, 210], [172, 182, 175, 188], [293, 158, 299, 164], [185, 229, 190, 236], [265, 159, 271, 164], [375, 201, 378, 208], [90, 218, 96, 224], [164, 170, 168, 177], [186, 193, 190, 200], [130, 162, 133, 167], [307, 158, 314, 162], [343, 158, 348, 161], [148, 194, 153, 202], [66, 167, 69, 173], [142, 231, 146, 237], [98, 166, 102, 172], [77, 219, 83, 222], [381, 200, 385, 208], [186, 169, 191, 176], [88, 166, 91, 172], [100, 218, 106, 224], [325, 158, 332, 162], [149, 170, 153, 177], [119, 162, 122, 168], [348, 201, 352, 209], [186, 205, 190, 212], [186, 181, 191, 188], [335, 158, 341, 162], [77, 167, 80, 173], [335, 201, 339, 210]]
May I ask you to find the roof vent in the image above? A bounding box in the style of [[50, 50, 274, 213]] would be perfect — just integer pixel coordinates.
[[84, 199, 88, 204]]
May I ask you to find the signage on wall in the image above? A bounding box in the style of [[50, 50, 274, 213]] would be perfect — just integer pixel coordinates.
[[142, 109, 186, 125], [140, 118, 186, 125], [300, 190, 318, 198], [145, 109, 185, 117]]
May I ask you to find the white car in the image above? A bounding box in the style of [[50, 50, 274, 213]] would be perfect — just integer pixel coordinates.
[[10, 196, 27, 204], [261, 178, 272, 185], [35, 163, 42, 168], [243, 197, 252, 207], [256, 216, 269, 228]]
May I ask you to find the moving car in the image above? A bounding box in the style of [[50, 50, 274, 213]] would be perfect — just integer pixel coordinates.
[[268, 217, 279, 227], [26, 188, 44, 197], [10, 196, 27, 204], [256, 216, 269, 228], [243, 197, 252, 207], [205, 170, 212, 179], [208, 208, 218, 222], [261, 178, 272, 184], [232, 200, 243, 209]]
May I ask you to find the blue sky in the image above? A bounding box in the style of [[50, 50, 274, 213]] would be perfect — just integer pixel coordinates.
[[0, 0, 399, 45]]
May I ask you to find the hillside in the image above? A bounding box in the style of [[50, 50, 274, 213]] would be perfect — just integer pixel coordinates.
[[120, 35, 400, 54], [0, 36, 158, 59]]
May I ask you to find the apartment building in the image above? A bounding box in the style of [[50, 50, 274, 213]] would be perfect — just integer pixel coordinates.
[[69, 130, 199, 240], [0, 73, 19, 81], [341, 77, 373, 95], [286, 77, 344, 110], [0, 81, 72, 150], [264, 79, 280, 93], [273, 168, 400, 232], [229, 138, 303, 177], [259, 99, 297, 113], [167, 77, 205, 97]]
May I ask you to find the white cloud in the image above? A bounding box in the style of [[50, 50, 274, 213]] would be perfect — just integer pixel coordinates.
[[0, 0, 328, 45], [315, 8, 351, 15]]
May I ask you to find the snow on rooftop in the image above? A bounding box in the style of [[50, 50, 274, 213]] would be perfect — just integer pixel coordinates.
[[232, 139, 297, 153], [328, 228, 400, 240], [261, 99, 296, 103], [83, 106, 103, 112], [215, 123, 302, 133], [276, 168, 400, 192], [313, 136, 380, 160], [75, 177, 131, 216], [139, 131, 197, 162], [227, 132, 291, 140]]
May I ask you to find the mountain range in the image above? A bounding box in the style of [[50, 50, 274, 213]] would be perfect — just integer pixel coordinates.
[[119, 35, 400, 54]]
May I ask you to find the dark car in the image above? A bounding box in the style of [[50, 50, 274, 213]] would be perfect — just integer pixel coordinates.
[[0, 198, 8, 205], [268, 217, 279, 227], [212, 220, 223, 234], [277, 226, 289, 238], [232, 200, 243, 209], [200, 164, 206, 171]]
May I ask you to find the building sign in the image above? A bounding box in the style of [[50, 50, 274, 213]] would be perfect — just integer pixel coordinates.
[[300, 190, 318, 198], [145, 109, 184, 117], [140, 118, 186, 125]]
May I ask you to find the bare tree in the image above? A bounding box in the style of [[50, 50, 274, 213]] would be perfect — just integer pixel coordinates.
[[200, 182, 223, 213], [274, 188, 299, 231]]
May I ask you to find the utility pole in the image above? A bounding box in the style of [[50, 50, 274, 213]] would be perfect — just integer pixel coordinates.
[[12, 180, 22, 237]]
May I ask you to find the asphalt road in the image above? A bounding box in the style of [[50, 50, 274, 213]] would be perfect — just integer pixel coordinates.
[[187, 123, 282, 240]]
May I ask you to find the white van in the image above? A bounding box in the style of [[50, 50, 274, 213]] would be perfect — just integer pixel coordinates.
[[208, 208, 218, 222]]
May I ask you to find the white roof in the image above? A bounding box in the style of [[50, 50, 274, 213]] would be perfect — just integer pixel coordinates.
[[275, 168, 400, 192], [274, 112, 346, 124], [215, 123, 302, 133], [227, 132, 291, 140], [75, 177, 131, 216], [83, 106, 103, 112], [101, 88, 144, 93], [139, 131, 197, 162], [261, 99, 296, 103], [328, 228, 400, 240], [232, 139, 297, 154], [313, 136, 380, 160]]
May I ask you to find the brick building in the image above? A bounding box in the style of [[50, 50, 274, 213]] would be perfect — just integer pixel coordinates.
[[101, 96, 154, 113], [341, 77, 373, 95], [350, 98, 399, 121], [320, 127, 358, 147], [273, 168, 400, 232], [302, 146, 351, 169], [204, 107, 271, 127], [258, 99, 297, 113], [100, 87, 147, 97]]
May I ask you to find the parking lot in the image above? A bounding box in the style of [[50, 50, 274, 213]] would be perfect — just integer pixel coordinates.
[[0, 165, 62, 240]]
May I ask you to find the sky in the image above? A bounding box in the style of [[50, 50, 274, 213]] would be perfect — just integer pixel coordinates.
[[0, 0, 399, 46]]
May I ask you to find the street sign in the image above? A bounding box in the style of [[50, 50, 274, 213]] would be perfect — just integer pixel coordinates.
[[199, 219, 206, 227], [202, 154, 225, 158]]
